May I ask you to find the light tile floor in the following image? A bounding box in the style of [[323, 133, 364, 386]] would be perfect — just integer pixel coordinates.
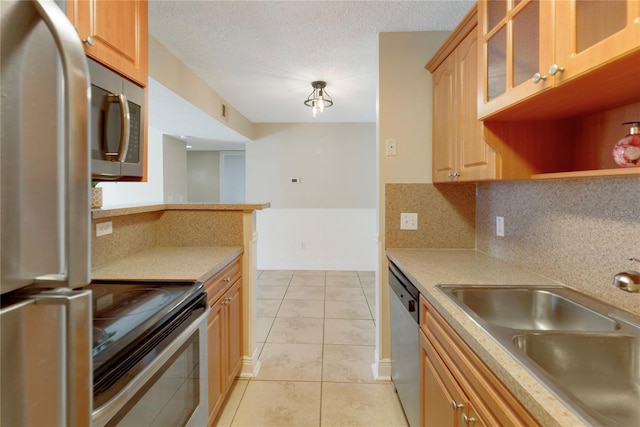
[[215, 270, 409, 427]]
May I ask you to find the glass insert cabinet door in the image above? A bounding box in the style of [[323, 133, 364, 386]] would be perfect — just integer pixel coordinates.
[[478, 0, 554, 117], [478, 0, 554, 118], [554, 0, 640, 82], [478, 0, 640, 119]]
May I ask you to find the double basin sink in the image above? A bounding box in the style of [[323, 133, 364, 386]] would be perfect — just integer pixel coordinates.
[[437, 285, 640, 427]]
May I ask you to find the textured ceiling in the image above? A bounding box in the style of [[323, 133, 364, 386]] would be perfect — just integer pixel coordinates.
[[147, 0, 473, 147]]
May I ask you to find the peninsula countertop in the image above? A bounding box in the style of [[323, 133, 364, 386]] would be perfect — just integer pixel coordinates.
[[386, 248, 587, 427], [92, 202, 270, 219], [91, 246, 243, 283]]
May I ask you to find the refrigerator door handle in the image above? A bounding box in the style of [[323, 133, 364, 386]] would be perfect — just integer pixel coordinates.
[[36, 289, 92, 426], [32, 0, 91, 289]]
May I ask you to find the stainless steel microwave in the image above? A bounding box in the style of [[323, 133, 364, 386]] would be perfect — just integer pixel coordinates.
[[88, 58, 144, 180]]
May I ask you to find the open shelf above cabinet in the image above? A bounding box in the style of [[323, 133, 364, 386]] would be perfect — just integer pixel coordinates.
[[484, 101, 640, 180]]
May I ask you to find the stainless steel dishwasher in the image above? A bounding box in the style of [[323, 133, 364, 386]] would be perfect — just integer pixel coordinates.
[[389, 261, 420, 427]]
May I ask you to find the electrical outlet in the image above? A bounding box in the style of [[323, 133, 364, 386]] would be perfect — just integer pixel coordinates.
[[400, 213, 418, 230], [496, 216, 504, 237], [386, 139, 397, 156], [96, 221, 113, 237]]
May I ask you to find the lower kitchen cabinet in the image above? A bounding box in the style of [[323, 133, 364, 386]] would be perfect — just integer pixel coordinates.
[[419, 296, 538, 426], [205, 257, 243, 426]]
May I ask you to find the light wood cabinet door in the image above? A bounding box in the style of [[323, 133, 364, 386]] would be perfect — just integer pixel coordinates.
[[421, 330, 462, 427], [554, 0, 640, 83], [478, 0, 554, 118], [479, 0, 640, 120], [419, 295, 539, 427], [429, 6, 497, 183], [67, 0, 148, 86], [455, 26, 497, 181], [207, 300, 225, 425], [224, 280, 243, 388], [204, 256, 243, 426], [432, 54, 457, 182], [421, 329, 488, 427]]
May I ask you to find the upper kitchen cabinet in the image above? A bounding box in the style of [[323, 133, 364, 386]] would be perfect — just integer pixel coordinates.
[[67, 0, 148, 87], [478, 0, 640, 121], [554, 0, 640, 82], [427, 5, 499, 183]]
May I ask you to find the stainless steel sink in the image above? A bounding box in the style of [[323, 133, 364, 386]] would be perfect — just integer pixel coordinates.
[[513, 333, 640, 427], [447, 287, 619, 331], [437, 284, 640, 426]]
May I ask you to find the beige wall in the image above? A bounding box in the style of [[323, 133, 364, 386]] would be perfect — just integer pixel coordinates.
[[246, 122, 376, 209], [187, 151, 221, 202], [149, 37, 254, 140], [378, 31, 450, 186], [162, 135, 188, 203], [377, 31, 452, 370]]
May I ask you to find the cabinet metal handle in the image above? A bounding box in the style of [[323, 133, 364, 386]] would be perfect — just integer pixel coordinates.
[[462, 413, 476, 424], [532, 72, 547, 84], [549, 64, 565, 76], [224, 276, 232, 282], [450, 400, 463, 411], [82, 36, 95, 46]]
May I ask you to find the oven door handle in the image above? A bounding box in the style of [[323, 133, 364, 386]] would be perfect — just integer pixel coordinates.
[[91, 310, 208, 427]]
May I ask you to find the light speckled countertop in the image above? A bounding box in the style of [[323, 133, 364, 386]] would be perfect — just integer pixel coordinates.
[[91, 246, 243, 283], [92, 202, 271, 219], [386, 248, 588, 427]]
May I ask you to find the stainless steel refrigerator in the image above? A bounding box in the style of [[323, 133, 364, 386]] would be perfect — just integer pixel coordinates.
[[1, 0, 92, 425]]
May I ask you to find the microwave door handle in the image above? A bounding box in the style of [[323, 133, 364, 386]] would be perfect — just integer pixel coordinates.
[[32, 0, 90, 290], [99, 94, 130, 162]]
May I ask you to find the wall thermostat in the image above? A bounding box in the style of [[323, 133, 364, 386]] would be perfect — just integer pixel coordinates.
[[291, 177, 300, 183]]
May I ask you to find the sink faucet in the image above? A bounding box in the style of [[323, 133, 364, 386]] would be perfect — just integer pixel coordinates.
[[613, 258, 640, 293]]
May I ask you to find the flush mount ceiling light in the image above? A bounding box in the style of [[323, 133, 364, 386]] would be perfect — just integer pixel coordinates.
[[304, 81, 333, 117]]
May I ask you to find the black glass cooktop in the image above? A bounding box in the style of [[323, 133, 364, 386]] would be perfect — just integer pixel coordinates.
[[85, 280, 204, 373]]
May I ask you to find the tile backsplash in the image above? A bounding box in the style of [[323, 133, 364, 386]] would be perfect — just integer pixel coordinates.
[[477, 176, 639, 313], [385, 177, 639, 313]]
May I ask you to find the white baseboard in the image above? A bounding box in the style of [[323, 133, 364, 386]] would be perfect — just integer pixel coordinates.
[[372, 355, 392, 381], [239, 349, 261, 378]]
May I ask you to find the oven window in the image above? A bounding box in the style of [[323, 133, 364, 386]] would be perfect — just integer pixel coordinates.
[[105, 331, 200, 427]]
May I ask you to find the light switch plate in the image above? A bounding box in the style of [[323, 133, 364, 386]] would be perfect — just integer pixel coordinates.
[[386, 139, 397, 156], [400, 213, 418, 230]]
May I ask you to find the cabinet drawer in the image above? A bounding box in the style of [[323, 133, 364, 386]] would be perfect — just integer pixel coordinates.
[[204, 256, 242, 304]]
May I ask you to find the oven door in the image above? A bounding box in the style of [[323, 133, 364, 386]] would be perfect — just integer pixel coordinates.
[[92, 309, 208, 427]]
